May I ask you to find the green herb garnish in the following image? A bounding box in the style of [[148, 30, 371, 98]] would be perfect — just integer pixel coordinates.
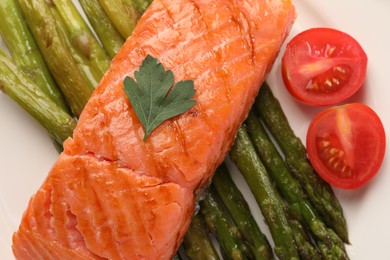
[[123, 55, 196, 141]]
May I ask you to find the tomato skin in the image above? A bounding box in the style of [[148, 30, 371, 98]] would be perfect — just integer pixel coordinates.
[[306, 103, 386, 189], [282, 28, 368, 106]]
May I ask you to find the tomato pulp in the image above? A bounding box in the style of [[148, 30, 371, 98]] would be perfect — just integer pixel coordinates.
[[306, 103, 385, 189], [282, 28, 368, 106]]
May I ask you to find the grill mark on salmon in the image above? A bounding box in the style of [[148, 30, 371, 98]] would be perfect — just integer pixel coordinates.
[[13, 0, 296, 258]]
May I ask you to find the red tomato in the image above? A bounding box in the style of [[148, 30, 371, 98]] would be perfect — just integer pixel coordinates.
[[282, 28, 368, 106], [306, 103, 386, 189]]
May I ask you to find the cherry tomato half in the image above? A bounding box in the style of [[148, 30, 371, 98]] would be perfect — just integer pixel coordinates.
[[306, 103, 386, 189], [282, 28, 368, 106]]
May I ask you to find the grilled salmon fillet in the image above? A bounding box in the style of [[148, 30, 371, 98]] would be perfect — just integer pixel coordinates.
[[12, 0, 296, 258]]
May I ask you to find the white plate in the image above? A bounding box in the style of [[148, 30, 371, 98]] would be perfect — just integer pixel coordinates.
[[1, 0, 389, 259]]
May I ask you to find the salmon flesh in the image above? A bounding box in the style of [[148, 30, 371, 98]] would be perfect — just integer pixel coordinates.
[[12, 0, 296, 258]]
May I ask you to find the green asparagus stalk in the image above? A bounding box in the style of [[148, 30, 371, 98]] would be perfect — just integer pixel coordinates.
[[229, 127, 299, 260], [0, 50, 76, 144], [17, 0, 94, 117], [212, 164, 273, 260], [183, 213, 220, 260], [316, 228, 348, 259], [79, 0, 125, 59], [254, 82, 348, 243], [47, 5, 96, 90], [245, 111, 349, 255], [0, 0, 68, 111], [317, 239, 349, 260], [98, 0, 141, 38], [287, 216, 320, 260], [298, 202, 348, 258], [200, 189, 248, 260], [51, 0, 110, 87], [131, 0, 153, 13]]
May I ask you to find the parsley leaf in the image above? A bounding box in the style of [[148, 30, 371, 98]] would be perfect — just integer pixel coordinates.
[[123, 55, 196, 141]]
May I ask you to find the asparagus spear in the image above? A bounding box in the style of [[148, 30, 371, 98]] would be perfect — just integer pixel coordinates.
[[245, 111, 349, 255], [183, 213, 220, 260], [47, 4, 95, 90], [131, 0, 153, 13], [229, 127, 299, 260], [79, 0, 125, 58], [51, 0, 110, 87], [287, 216, 320, 260], [0, 0, 68, 111], [17, 0, 94, 116], [317, 239, 349, 260], [0, 50, 76, 144], [254, 82, 348, 243], [200, 189, 248, 260], [98, 0, 141, 38], [318, 228, 349, 259], [212, 164, 273, 260]]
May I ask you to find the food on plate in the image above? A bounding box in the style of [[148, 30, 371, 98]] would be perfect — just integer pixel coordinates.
[[78, 0, 125, 58], [200, 189, 248, 259], [230, 127, 300, 259], [0, 0, 68, 111], [229, 120, 349, 259], [182, 213, 220, 260], [0, 50, 76, 144], [287, 215, 320, 260], [17, 0, 98, 116], [11, 0, 296, 258], [212, 164, 273, 259], [281, 28, 368, 106], [306, 103, 386, 189], [254, 83, 349, 243], [50, 0, 111, 86], [245, 111, 347, 258], [98, 0, 143, 38]]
